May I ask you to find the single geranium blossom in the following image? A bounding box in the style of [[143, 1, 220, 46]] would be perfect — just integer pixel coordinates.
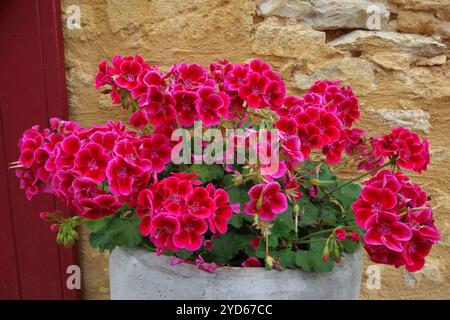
[[150, 213, 181, 252], [364, 211, 412, 252], [172, 214, 208, 251], [74, 142, 110, 183], [79, 194, 122, 219], [244, 182, 288, 221], [106, 156, 144, 196]]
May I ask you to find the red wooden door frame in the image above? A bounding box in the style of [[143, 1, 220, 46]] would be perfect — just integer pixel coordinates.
[[0, 0, 80, 299]]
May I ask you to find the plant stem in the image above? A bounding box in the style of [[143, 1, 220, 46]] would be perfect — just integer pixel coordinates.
[[297, 225, 360, 242], [328, 160, 393, 194]]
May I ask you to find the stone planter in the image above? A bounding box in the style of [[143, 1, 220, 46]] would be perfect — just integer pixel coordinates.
[[109, 246, 363, 300]]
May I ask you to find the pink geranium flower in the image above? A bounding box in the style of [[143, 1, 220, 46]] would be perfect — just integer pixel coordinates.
[[187, 187, 215, 219], [110, 55, 148, 90], [334, 228, 347, 241], [242, 257, 262, 267], [170, 63, 214, 91], [403, 231, 434, 272], [281, 135, 304, 163], [113, 139, 150, 171], [173, 90, 199, 126], [374, 127, 430, 173], [140, 86, 177, 125], [206, 184, 233, 234], [79, 194, 122, 219], [150, 213, 181, 252], [364, 211, 412, 252], [74, 142, 109, 183], [244, 182, 288, 221], [160, 176, 193, 214], [172, 214, 208, 251], [295, 107, 342, 150], [106, 156, 144, 196], [139, 134, 172, 173], [352, 185, 398, 228], [195, 86, 229, 126]]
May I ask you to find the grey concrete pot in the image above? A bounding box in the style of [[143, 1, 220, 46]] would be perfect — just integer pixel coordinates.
[[109, 246, 363, 300]]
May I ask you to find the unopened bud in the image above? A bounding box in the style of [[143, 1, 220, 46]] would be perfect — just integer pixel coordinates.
[[50, 224, 59, 232], [232, 173, 243, 185], [293, 203, 299, 216], [39, 212, 50, 221], [322, 244, 330, 263], [265, 255, 275, 269]]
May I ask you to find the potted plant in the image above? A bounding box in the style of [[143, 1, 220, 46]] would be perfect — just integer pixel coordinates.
[[12, 56, 440, 300]]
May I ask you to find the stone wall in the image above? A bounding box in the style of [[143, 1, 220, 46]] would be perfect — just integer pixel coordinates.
[[61, 0, 450, 299]]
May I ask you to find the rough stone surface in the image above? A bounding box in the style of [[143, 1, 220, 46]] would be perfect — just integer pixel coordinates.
[[294, 57, 376, 95], [397, 10, 439, 36], [61, 0, 450, 300], [257, 0, 315, 19], [365, 108, 431, 132], [257, 0, 390, 30], [329, 30, 446, 58], [109, 247, 363, 300], [253, 19, 341, 60]]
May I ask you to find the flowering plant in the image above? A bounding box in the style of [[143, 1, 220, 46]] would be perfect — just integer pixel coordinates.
[[12, 55, 439, 273]]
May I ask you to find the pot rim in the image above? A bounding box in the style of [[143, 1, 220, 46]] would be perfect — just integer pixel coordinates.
[[111, 246, 362, 275]]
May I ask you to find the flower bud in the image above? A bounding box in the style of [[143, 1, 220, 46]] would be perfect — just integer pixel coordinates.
[[39, 212, 50, 221], [50, 224, 59, 232], [322, 244, 330, 263], [293, 203, 299, 216], [265, 255, 275, 269]]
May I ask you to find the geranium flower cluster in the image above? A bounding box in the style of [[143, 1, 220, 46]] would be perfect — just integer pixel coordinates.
[[138, 172, 233, 252], [16, 118, 172, 219], [275, 80, 365, 165], [14, 55, 439, 273], [95, 55, 285, 131], [374, 127, 430, 173], [353, 170, 440, 271]]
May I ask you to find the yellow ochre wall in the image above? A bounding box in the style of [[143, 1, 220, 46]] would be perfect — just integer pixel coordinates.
[[61, 0, 450, 299]]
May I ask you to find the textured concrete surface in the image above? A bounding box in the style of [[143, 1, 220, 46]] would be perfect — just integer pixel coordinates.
[[109, 247, 362, 300], [61, 0, 450, 299]]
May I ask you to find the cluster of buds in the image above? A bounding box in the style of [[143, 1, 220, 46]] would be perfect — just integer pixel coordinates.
[[39, 211, 82, 247]]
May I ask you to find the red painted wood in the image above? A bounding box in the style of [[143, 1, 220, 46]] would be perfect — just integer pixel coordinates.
[[38, 0, 81, 301], [0, 0, 80, 299], [0, 106, 22, 299]]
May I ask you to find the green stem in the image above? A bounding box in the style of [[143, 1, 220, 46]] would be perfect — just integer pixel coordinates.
[[328, 160, 393, 194], [297, 226, 360, 242]]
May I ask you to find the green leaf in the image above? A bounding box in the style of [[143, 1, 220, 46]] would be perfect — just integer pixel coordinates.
[[106, 215, 143, 248], [213, 233, 241, 263], [86, 216, 112, 233], [175, 249, 194, 259], [295, 237, 334, 272], [295, 251, 313, 272], [228, 214, 244, 228], [333, 183, 362, 209], [342, 238, 361, 254], [271, 208, 294, 239], [318, 205, 338, 226], [88, 230, 114, 252], [278, 249, 296, 269], [226, 185, 250, 205], [309, 237, 334, 272], [317, 163, 336, 181], [298, 199, 319, 227], [186, 164, 224, 183]]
